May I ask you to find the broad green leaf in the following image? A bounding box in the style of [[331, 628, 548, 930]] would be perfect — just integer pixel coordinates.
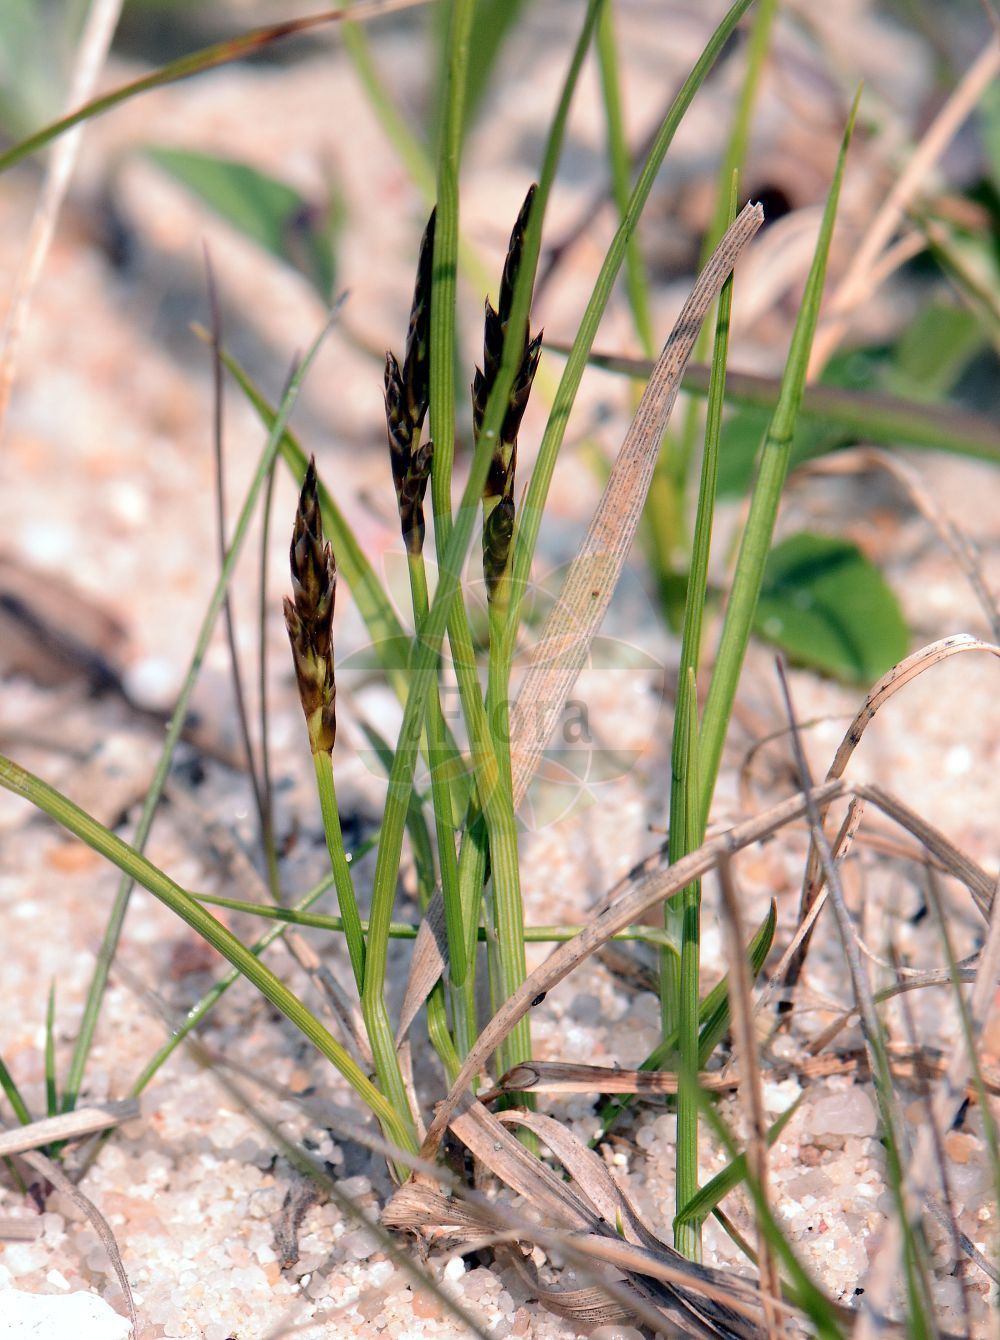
[[145, 146, 339, 299], [754, 531, 908, 683]]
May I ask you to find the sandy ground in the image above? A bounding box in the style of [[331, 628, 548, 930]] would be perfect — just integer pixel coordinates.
[[0, 2, 998, 1336]]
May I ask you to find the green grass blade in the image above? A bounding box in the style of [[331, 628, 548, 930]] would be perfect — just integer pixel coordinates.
[[429, 0, 529, 148], [0, 752, 416, 1159], [594, 900, 776, 1138], [663, 171, 736, 1029], [667, 188, 738, 1256], [674, 1094, 802, 1227], [560, 348, 1000, 462], [698, 88, 862, 822], [697, 1090, 847, 1338], [45, 982, 58, 1119], [0, 1053, 32, 1126], [672, 667, 703, 1258], [313, 751, 366, 994], [60, 314, 336, 1116], [506, 0, 757, 635], [596, 0, 655, 357], [0, 9, 380, 175], [426, 0, 475, 531], [207, 338, 411, 676], [351, 0, 479, 1138]]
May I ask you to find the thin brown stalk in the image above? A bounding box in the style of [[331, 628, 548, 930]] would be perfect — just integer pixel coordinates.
[[0, 0, 122, 436], [808, 38, 1000, 376], [17, 1144, 137, 1334], [421, 778, 845, 1156], [785, 635, 1000, 1003], [716, 853, 783, 1340], [205, 251, 275, 884], [508, 201, 764, 808]]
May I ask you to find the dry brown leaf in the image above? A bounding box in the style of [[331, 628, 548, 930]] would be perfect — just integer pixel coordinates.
[[422, 781, 843, 1156], [399, 203, 763, 1039]]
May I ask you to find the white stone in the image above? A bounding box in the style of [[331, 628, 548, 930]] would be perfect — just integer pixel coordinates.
[[809, 1087, 879, 1137], [0, 1288, 131, 1339]]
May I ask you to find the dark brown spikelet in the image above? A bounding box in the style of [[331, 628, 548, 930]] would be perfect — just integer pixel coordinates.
[[474, 186, 540, 599], [483, 496, 516, 602], [384, 209, 436, 555], [284, 456, 337, 754]]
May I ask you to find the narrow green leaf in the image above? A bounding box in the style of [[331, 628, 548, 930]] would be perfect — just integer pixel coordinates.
[[594, 901, 777, 1137], [0, 751, 417, 1159], [146, 146, 339, 299], [208, 340, 411, 677], [45, 982, 58, 1119], [674, 1095, 802, 1227], [697, 898, 776, 1066], [755, 531, 908, 683], [0, 10, 360, 176], [0, 1053, 32, 1126], [431, 0, 530, 144], [699, 88, 863, 822]]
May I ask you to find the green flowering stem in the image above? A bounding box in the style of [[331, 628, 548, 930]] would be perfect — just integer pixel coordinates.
[[313, 750, 365, 994]]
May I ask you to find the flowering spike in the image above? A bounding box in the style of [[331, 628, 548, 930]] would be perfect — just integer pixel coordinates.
[[284, 456, 337, 753], [474, 187, 540, 600], [384, 209, 436, 555]]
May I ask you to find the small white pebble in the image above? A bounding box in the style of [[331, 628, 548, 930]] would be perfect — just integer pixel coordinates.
[[443, 1256, 465, 1282], [945, 744, 972, 776], [122, 655, 182, 710], [45, 1269, 71, 1291]]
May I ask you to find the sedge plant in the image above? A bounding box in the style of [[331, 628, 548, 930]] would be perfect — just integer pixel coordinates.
[[2, 3, 982, 1332]]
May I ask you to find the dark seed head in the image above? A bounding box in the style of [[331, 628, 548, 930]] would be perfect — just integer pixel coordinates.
[[284, 457, 337, 753]]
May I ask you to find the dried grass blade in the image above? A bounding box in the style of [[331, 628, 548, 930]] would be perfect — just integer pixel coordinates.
[[18, 1145, 137, 1335], [808, 39, 1000, 376], [716, 854, 783, 1340], [495, 1108, 660, 1249], [0, 1, 433, 175], [421, 780, 843, 1156], [787, 635, 1000, 998], [448, 1104, 761, 1338], [507, 202, 763, 806], [853, 782, 994, 917], [0, 0, 122, 433], [481, 1061, 736, 1099], [0, 1100, 139, 1157], [448, 1093, 600, 1230]]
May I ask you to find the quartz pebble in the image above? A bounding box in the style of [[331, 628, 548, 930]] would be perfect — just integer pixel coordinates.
[[0, 1288, 131, 1340], [808, 1087, 879, 1138]]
